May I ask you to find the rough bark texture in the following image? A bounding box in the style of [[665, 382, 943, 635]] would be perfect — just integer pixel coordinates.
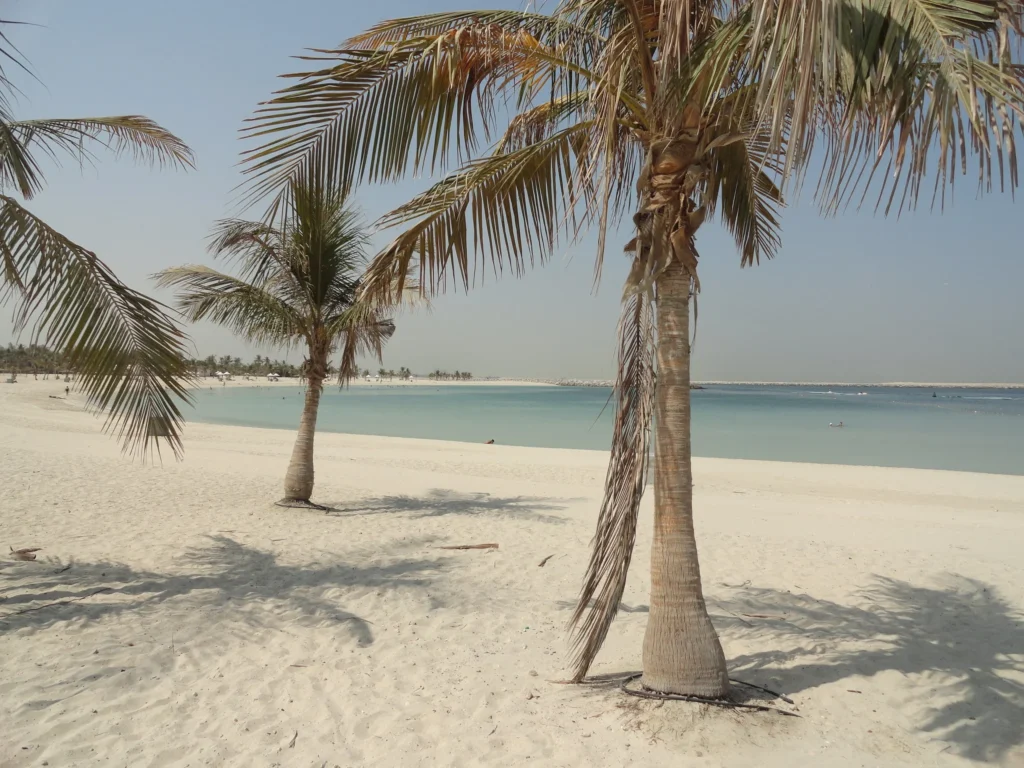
[[281, 367, 325, 503], [640, 257, 730, 697]]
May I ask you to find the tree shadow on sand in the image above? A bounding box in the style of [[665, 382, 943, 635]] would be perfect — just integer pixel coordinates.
[[325, 488, 573, 524], [714, 574, 1024, 762], [0, 536, 441, 646]]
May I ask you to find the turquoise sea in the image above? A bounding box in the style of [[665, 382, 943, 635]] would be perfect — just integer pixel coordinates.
[[188, 384, 1024, 476]]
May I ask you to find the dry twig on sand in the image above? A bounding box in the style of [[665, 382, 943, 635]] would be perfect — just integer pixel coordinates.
[[438, 543, 499, 550]]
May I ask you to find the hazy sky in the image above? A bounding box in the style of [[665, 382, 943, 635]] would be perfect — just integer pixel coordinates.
[[2, 0, 1023, 383]]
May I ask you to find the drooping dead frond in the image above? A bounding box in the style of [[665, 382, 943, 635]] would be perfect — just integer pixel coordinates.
[[568, 286, 655, 680]]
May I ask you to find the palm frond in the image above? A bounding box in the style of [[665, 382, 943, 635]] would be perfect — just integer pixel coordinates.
[[1, 116, 194, 199], [1, 196, 192, 459], [347, 9, 603, 50], [496, 90, 591, 153], [154, 265, 306, 347], [702, 124, 784, 266], [208, 218, 288, 284], [240, 14, 601, 212], [363, 122, 594, 299], [0, 19, 40, 111], [711, 0, 1024, 212], [328, 300, 396, 384], [568, 288, 656, 681]]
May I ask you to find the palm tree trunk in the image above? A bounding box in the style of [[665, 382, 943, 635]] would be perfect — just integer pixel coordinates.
[[281, 364, 325, 504], [641, 257, 729, 697]]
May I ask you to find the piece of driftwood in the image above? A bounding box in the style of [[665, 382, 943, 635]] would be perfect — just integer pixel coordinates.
[[10, 547, 41, 561], [538, 555, 554, 567], [438, 543, 499, 550]]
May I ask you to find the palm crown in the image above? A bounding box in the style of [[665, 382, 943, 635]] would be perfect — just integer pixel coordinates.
[[157, 180, 397, 384], [239, 0, 1024, 694]]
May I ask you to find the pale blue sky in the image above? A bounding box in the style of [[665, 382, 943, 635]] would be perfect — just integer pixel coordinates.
[[2, 0, 1023, 382]]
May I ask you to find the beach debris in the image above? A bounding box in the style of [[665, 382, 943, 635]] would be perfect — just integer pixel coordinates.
[[288, 730, 298, 748], [847, 689, 862, 694], [438, 543, 499, 550], [53, 564, 72, 574], [10, 547, 41, 561], [538, 555, 555, 567]]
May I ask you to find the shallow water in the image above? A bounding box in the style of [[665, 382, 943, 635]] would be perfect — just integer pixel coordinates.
[[188, 384, 1024, 475]]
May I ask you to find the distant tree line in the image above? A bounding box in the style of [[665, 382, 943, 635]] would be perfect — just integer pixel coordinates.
[[427, 370, 473, 381], [358, 367, 471, 381], [3, 345, 475, 384], [1, 343, 73, 376]]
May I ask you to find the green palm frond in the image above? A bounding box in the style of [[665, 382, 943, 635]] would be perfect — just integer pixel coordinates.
[[1, 196, 192, 459], [155, 265, 306, 347], [1, 116, 194, 199], [364, 122, 594, 298], [208, 218, 289, 284]]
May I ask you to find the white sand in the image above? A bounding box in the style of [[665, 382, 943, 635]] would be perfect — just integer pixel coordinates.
[[2, 379, 1022, 767]]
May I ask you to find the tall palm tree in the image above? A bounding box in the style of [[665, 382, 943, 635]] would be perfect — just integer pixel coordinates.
[[157, 177, 402, 507], [241, 2, 1024, 696], [0, 22, 195, 458]]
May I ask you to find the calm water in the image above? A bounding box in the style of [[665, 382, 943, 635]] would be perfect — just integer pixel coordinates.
[[188, 384, 1024, 475]]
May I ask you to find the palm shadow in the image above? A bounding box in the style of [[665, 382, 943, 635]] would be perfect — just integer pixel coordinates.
[[0, 535, 441, 646], [715, 575, 1024, 762], [326, 488, 572, 524]]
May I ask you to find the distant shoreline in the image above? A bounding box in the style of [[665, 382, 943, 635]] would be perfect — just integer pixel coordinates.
[[691, 381, 1024, 389], [186, 376, 1024, 390]]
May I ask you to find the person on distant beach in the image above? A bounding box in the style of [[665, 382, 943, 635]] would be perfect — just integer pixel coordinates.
[[485, 439, 495, 445], [64, 386, 69, 397]]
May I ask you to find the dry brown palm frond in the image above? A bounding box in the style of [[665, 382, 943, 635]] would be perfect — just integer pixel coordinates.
[[568, 286, 655, 681]]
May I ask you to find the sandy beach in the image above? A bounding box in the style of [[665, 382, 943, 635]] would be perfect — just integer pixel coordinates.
[[2, 379, 1022, 767]]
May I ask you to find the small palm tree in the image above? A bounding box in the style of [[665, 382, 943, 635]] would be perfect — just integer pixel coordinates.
[[158, 178, 403, 507], [0, 22, 194, 458]]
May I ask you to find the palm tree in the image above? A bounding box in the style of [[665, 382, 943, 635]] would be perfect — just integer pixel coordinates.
[[0, 22, 194, 458], [157, 177, 402, 508], [240, 2, 1024, 696]]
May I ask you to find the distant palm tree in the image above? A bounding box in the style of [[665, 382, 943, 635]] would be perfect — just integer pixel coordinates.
[[158, 177, 406, 507], [0, 22, 194, 458], [242, 2, 1024, 696]]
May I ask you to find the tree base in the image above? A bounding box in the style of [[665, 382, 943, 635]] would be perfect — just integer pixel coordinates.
[[621, 674, 800, 716], [275, 498, 333, 511]]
